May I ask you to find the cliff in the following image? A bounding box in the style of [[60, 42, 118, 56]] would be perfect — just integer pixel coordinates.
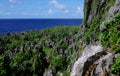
[[81, 0, 120, 45], [71, 0, 120, 76], [0, 0, 120, 76]]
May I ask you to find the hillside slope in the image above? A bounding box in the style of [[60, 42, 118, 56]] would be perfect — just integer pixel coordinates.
[[0, 0, 120, 76], [71, 0, 120, 76], [0, 26, 82, 76]]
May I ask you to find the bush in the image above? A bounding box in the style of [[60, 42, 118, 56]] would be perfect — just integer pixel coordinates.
[[110, 55, 120, 74], [101, 13, 120, 52], [50, 56, 63, 70]]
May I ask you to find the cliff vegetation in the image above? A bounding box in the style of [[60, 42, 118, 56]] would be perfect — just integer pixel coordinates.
[[0, 0, 120, 76]]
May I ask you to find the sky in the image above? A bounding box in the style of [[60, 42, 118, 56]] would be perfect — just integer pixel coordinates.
[[0, 0, 84, 19]]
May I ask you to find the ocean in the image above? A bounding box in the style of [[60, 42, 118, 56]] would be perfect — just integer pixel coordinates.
[[0, 19, 82, 34]]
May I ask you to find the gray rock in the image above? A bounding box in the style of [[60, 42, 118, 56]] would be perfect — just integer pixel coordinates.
[[82, 51, 107, 76], [43, 69, 53, 76], [57, 72, 63, 76], [92, 53, 115, 76], [71, 45, 103, 76], [100, 22, 106, 32], [106, 0, 120, 22]]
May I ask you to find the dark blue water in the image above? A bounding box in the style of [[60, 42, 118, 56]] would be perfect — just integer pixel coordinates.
[[0, 19, 82, 34]]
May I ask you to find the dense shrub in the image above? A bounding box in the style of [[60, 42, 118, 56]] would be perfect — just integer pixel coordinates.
[[0, 26, 80, 75], [100, 13, 120, 74]]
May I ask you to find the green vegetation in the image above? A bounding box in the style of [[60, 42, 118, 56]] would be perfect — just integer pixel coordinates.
[[110, 55, 120, 74], [0, 0, 118, 75], [100, 14, 120, 74], [82, 0, 119, 74], [83, 0, 115, 24], [0, 26, 81, 76], [82, 0, 115, 44], [91, 0, 95, 9], [101, 14, 120, 53], [81, 0, 115, 44]]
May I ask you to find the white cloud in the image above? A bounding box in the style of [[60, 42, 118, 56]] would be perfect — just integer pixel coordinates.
[[9, 0, 16, 3], [50, 0, 64, 9], [50, 0, 69, 13], [9, 0, 24, 4], [77, 6, 83, 13], [48, 9, 53, 14]]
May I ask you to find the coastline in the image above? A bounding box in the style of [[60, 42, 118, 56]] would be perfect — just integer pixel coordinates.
[[0, 19, 82, 34]]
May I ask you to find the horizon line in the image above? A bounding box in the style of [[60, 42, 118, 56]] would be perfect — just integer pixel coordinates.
[[0, 18, 83, 19]]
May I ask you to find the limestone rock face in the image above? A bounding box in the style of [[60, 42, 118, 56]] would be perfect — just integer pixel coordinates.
[[83, 0, 120, 27], [71, 45, 119, 76], [84, 53, 116, 76], [106, 0, 120, 21], [83, 0, 105, 27], [70, 0, 120, 76], [43, 70, 53, 76], [92, 53, 115, 76], [71, 45, 103, 76]]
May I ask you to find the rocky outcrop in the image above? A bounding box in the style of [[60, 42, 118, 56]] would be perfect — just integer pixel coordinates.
[[83, 0, 120, 27], [70, 44, 119, 76], [71, 45, 103, 76], [91, 53, 115, 76], [82, 52, 116, 76], [106, 0, 120, 21], [70, 0, 120, 76], [83, 0, 120, 31], [83, 0, 107, 26], [0, 0, 120, 76], [0, 26, 82, 76], [43, 70, 53, 76]]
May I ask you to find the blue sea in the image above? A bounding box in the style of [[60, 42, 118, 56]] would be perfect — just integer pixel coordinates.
[[0, 19, 82, 34]]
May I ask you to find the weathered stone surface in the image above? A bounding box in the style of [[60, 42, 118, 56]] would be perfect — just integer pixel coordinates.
[[100, 21, 106, 32], [106, 0, 120, 21], [82, 51, 107, 76], [71, 45, 119, 76], [43, 70, 53, 76], [71, 45, 103, 76], [91, 53, 115, 76]]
